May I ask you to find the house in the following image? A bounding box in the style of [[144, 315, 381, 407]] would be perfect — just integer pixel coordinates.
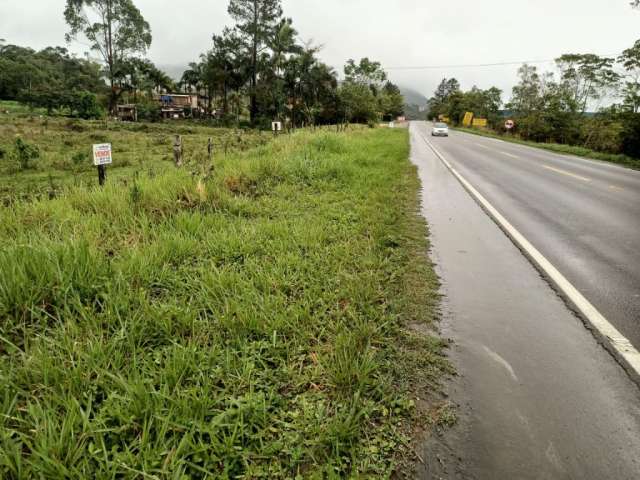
[[155, 94, 199, 119], [116, 104, 138, 122]]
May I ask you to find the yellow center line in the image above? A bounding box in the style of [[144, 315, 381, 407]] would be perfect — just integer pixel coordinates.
[[542, 165, 591, 182]]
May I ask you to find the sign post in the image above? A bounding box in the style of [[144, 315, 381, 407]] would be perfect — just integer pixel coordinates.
[[92, 143, 112, 186], [272, 121, 282, 137], [462, 112, 474, 127]]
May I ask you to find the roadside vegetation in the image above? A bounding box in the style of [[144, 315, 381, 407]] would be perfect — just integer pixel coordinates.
[[0, 126, 450, 477], [0, 106, 270, 204], [426, 39, 640, 166], [455, 126, 640, 170]]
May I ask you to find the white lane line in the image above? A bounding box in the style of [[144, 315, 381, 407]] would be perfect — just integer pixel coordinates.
[[500, 151, 520, 159], [542, 165, 591, 182], [420, 132, 640, 385], [609, 185, 625, 191], [475, 143, 492, 150]]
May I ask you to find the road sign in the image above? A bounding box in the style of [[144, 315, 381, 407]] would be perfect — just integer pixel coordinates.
[[473, 118, 488, 128], [463, 112, 474, 127], [93, 143, 112, 166], [272, 121, 282, 132], [505, 119, 515, 130]]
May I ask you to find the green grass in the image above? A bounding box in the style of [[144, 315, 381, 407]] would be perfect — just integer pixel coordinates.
[[0, 100, 47, 116], [0, 112, 270, 204], [0, 126, 450, 478], [455, 126, 640, 170]]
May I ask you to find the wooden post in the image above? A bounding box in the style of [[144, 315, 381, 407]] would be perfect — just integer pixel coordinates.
[[207, 137, 214, 170], [173, 134, 183, 167], [98, 164, 106, 186]]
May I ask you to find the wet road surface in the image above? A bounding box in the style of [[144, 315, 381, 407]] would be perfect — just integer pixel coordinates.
[[426, 123, 640, 352], [410, 122, 640, 479]]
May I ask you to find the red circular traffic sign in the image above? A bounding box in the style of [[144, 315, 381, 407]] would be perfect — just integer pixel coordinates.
[[505, 119, 515, 130]]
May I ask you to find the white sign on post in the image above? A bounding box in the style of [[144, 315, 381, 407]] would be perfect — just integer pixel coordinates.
[[271, 121, 282, 132], [93, 143, 113, 166]]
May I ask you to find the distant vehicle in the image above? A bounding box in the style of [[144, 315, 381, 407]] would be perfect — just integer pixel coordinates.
[[432, 122, 449, 137]]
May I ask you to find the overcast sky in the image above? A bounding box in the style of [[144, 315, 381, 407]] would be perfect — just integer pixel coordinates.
[[1, 0, 639, 103]]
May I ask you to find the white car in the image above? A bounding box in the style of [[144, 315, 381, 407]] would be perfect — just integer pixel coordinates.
[[432, 122, 449, 137]]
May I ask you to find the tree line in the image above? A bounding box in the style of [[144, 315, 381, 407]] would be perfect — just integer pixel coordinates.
[[427, 42, 640, 158], [0, 0, 404, 127], [178, 0, 403, 127]]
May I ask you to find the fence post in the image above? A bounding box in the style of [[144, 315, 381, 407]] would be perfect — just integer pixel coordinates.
[[173, 135, 183, 167]]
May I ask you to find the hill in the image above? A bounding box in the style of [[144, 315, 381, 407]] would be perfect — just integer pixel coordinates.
[[399, 86, 428, 107]]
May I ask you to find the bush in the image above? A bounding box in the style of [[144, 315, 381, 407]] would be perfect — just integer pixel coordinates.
[[582, 118, 624, 153], [619, 112, 640, 158], [72, 151, 89, 166], [137, 100, 162, 122], [70, 91, 104, 120], [13, 138, 40, 170]]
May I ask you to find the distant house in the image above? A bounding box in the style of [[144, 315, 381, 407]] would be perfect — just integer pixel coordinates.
[[155, 94, 199, 119], [116, 104, 138, 122]]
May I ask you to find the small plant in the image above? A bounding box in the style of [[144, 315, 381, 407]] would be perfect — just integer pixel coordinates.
[[13, 138, 40, 170], [129, 181, 142, 206], [72, 151, 88, 166], [0, 144, 6, 159]]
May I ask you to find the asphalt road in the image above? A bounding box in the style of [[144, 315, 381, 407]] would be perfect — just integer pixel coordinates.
[[426, 123, 640, 352], [409, 122, 640, 479]]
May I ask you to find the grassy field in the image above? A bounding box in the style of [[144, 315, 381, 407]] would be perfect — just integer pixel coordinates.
[[0, 111, 269, 204], [0, 122, 450, 478], [455, 126, 640, 170]]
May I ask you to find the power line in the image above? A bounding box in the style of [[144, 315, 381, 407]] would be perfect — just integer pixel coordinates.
[[386, 54, 620, 71]]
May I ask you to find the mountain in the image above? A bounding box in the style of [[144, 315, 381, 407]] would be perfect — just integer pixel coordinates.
[[399, 86, 428, 107], [399, 86, 428, 120]]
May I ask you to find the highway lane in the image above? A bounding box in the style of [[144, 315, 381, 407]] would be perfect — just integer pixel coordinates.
[[410, 123, 640, 479], [420, 122, 640, 352]]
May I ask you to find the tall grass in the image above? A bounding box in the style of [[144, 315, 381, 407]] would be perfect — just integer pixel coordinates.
[[0, 113, 270, 203], [455, 126, 640, 169], [0, 127, 449, 478]]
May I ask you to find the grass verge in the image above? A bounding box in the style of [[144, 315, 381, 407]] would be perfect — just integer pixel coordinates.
[[0, 127, 450, 478], [454, 126, 640, 170], [0, 113, 269, 204]]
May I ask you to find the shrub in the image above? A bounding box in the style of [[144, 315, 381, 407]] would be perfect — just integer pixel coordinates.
[[72, 151, 89, 166], [13, 138, 40, 170], [70, 91, 104, 120], [137, 100, 162, 122], [582, 118, 624, 153]]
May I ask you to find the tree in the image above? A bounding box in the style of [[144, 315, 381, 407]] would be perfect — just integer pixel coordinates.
[[619, 39, 640, 112], [556, 54, 620, 113], [338, 82, 378, 124], [427, 78, 460, 119], [64, 0, 152, 112], [344, 57, 387, 94], [228, 0, 283, 124], [379, 82, 404, 120]]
